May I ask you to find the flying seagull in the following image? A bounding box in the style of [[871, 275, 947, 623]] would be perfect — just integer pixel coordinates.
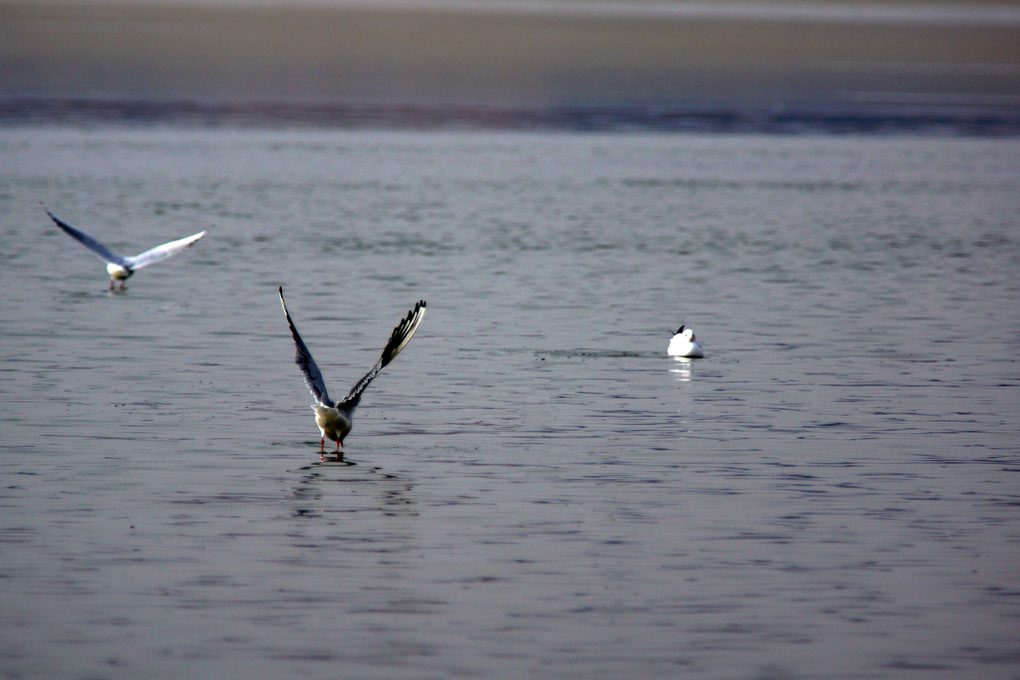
[[278, 286, 426, 457], [44, 209, 207, 290], [668, 325, 704, 358]]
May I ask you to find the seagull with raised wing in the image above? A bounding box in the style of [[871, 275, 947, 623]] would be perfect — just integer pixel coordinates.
[[45, 209, 207, 290], [668, 325, 704, 358], [278, 286, 426, 457]]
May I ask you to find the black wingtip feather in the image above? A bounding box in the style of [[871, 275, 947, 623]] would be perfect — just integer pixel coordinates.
[[380, 300, 426, 369]]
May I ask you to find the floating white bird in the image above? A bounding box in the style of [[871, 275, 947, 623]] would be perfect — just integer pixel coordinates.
[[45, 209, 207, 290], [668, 325, 704, 358], [278, 286, 426, 457]]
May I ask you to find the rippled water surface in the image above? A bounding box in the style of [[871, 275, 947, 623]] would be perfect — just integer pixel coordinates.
[[1, 127, 1019, 679]]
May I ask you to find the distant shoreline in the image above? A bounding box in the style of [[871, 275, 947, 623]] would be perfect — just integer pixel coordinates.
[[12, 0, 1020, 20], [2, 0, 1018, 129]]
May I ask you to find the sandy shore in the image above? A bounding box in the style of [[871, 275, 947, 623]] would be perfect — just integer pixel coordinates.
[[1, 1, 1019, 112]]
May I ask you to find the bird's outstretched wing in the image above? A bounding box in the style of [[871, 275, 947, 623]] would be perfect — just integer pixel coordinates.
[[126, 230, 207, 270], [45, 209, 130, 267], [278, 286, 334, 408], [341, 300, 426, 411]]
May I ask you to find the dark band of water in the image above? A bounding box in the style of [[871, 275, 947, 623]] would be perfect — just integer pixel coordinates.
[[4, 97, 1020, 136]]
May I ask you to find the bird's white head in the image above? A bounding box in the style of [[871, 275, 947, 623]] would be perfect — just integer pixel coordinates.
[[674, 325, 696, 342]]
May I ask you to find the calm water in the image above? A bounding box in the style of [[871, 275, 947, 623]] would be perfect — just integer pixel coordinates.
[[1, 126, 1019, 679]]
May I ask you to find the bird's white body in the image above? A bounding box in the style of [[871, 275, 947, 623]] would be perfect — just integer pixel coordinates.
[[106, 262, 131, 280], [668, 326, 704, 358], [313, 404, 352, 446]]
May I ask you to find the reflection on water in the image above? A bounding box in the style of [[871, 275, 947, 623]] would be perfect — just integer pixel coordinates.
[[292, 460, 418, 520], [669, 357, 695, 382], [0, 127, 1018, 680]]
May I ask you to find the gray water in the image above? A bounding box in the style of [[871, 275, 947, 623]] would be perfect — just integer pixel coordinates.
[[1, 127, 1019, 679]]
